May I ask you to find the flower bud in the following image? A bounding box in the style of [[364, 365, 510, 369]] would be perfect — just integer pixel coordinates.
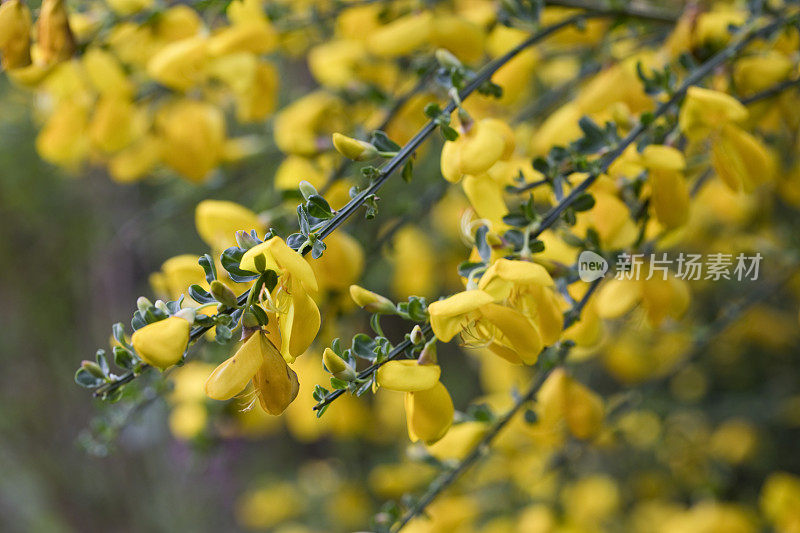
[[81, 360, 105, 379], [155, 299, 170, 314], [349, 285, 396, 314], [332, 132, 378, 161], [0, 0, 32, 70], [36, 0, 76, 65], [417, 338, 438, 366], [241, 310, 260, 328], [136, 296, 153, 313], [173, 307, 196, 323], [435, 48, 461, 70], [323, 347, 356, 381], [235, 230, 260, 250], [131, 316, 192, 370], [409, 325, 425, 345], [210, 280, 239, 308]]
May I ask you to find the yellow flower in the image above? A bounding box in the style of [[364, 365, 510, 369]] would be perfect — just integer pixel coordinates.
[[322, 347, 356, 381], [146, 36, 207, 91], [156, 99, 225, 182], [240, 236, 320, 362], [461, 174, 509, 232], [426, 421, 488, 461], [205, 330, 299, 415], [537, 368, 604, 440], [108, 135, 162, 183], [35, 101, 90, 168], [693, 9, 747, 49], [82, 47, 134, 98], [349, 284, 395, 313], [428, 289, 543, 365], [106, 0, 153, 16], [273, 91, 344, 156], [390, 225, 436, 299], [405, 381, 454, 444], [37, 0, 76, 65], [0, 0, 32, 70], [733, 52, 793, 96], [131, 316, 192, 370], [377, 360, 441, 392], [428, 289, 495, 342], [332, 132, 378, 161], [711, 123, 776, 192], [761, 472, 800, 532], [440, 118, 515, 182], [309, 231, 364, 292], [88, 96, 141, 153], [478, 259, 563, 346], [367, 12, 433, 58], [308, 39, 367, 88], [150, 254, 205, 302], [431, 15, 485, 64], [195, 200, 263, 251], [679, 86, 748, 142], [169, 402, 207, 440], [207, 21, 277, 56], [595, 275, 690, 327], [641, 145, 690, 229]]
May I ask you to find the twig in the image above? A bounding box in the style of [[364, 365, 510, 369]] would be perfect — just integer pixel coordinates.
[[390, 278, 603, 531], [313, 323, 433, 411], [529, 16, 789, 241]]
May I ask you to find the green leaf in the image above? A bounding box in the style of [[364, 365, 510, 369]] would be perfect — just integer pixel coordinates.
[[199, 254, 217, 284], [571, 192, 595, 212], [402, 160, 413, 183], [220, 246, 260, 282], [75, 368, 104, 388], [306, 195, 333, 219], [370, 130, 401, 152], [189, 285, 216, 304]]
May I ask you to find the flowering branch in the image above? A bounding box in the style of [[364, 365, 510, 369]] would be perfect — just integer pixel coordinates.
[[389, 278, 603, 532]]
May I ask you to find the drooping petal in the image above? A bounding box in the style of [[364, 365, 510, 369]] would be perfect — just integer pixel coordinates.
[[479, 303, 543, 365], [377, 360, 441, 392], [252, 336, 300, 415], [404, 381, 454, 444], [204, 331, 266, 400], [279, 282, 320, 362]]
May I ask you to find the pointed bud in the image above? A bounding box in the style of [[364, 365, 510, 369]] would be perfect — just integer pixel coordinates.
[[323, 347, 356, 381], [349, 285, 396, 314], [210, 280, 239, 308], [435, 48, 461, 70], [241, 310, 260, 328], [235, 230, 260, 250], [137, 296, 153, 313], [37, 0, 76, 64], [174, 307, 196, 323], [417, 338, 438, 365], [332, 133, 379, 161], [81, 360, 105, 378], [155, 300, 169, 314], [410, 325, 425, 345]]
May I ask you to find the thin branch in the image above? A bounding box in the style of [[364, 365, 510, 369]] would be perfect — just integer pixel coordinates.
[[530, 16, 788, 241], [390, 278, 603, 532], [544, 0, 679, 23], [740, 76, 800, 105], [313, 323, 434, 411]]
